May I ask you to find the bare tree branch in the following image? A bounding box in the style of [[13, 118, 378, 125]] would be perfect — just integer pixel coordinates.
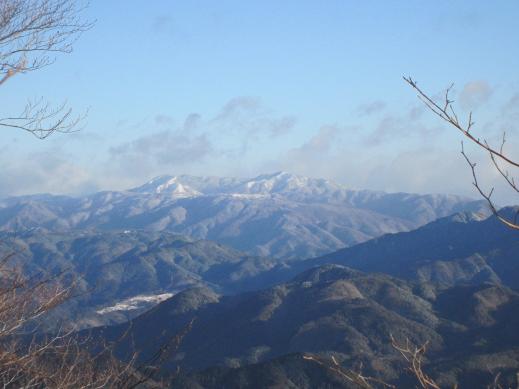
[[0, 250, 167, 388], [0, 0, 93, 77], [0, 98, 86, 139], [0, 0, 92, 139], [404, 76, 519, 230], [303, 354, 396, 389], [389, 335, 441, 389], [404, 76, 519, 169]]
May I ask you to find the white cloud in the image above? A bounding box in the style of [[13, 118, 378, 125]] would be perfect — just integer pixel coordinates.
[[357, 100, 386, 116], [459, 80, 493, 110], [503, 93, 519, 114], [267, 123, 519, 204], [5, 88, 519, 203], [364, 107, 443, 146], [108, 130, 214, 183], [211, 96, 296, 138], [0, 151, 98, 197]]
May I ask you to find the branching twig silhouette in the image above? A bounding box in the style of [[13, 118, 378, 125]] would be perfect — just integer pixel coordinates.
[[303, 354, 396, 389], [0, 0, 92, 139], [389, 335, 441, 389], [405, 76, 519, 230]]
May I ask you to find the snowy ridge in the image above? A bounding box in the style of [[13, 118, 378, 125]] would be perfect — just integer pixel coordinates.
[[131, 171, 347, 199], [137, 176, 201, 197], [0, 172, 487, 260], [96, 293, 174, 315]]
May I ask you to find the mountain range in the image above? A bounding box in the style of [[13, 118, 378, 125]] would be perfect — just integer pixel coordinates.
[[4, 172, 518, 387], [0, 172, 487, 260], [0, 229, 276, 329], [4, 200, 516, 335], [59, 207, 514, 388], [6, 205, 514, 386], [95, 263, 519, 388], [255, 207, 519, 292]]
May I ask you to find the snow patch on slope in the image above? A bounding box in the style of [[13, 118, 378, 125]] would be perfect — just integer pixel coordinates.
[[96, 293, 174, 314]]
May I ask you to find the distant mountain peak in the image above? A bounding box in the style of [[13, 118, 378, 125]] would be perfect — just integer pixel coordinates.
[[131, 172, 346, 198], [130, 175, 202, 197], [1, 172, 488, 261]]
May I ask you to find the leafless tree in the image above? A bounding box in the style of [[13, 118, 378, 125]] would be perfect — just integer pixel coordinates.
[[303, 353, 396, 388], [404, 78, 519, 388], [0, 252, 169, 388], [303, 336, 439, 389], [0, 3, 169, 387], [389, 335, 441, 389], [404, 76, 519, 230], [305, 335, 519, 389], [0, 0, 92, 139]]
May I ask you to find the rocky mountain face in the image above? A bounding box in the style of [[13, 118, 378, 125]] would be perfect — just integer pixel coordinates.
[[93, 264, 519, 388], [0, 172, 487, 260]]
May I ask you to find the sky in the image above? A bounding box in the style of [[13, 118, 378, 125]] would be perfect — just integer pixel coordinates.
[[2, 1, 519, 203]]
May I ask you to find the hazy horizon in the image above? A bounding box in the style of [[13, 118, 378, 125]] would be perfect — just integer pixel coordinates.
[[0, 170, 489, 203], [2, 2, 519, 203]]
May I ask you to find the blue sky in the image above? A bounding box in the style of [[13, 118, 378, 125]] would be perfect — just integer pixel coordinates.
[[2, 1, 519, 202]]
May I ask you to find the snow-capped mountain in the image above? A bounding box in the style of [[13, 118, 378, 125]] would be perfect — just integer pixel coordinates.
[[133, 176, 202, 197], [0, 172, 488, 259], [131, 171, 343, 198]]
